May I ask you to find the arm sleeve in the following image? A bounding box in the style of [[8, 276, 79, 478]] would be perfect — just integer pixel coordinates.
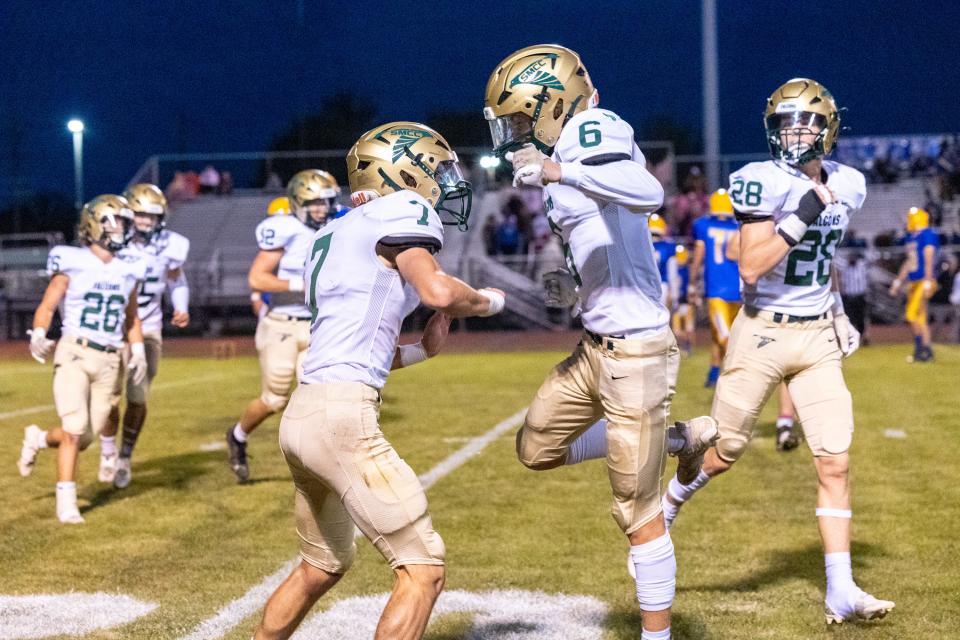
[[555, 111, 663, 214], [729, 163, 785, 223], [168, 269, 189, 312], [165, 233, 191, 269], [255, 217, 289, 251], [373, 193, 444, 250]]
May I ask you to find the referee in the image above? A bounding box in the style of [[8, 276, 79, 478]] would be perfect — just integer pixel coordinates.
[[838, 249, 869, 344]]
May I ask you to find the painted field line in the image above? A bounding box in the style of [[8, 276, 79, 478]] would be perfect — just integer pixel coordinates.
[[178, 407, 528, 640], [0, 372, 250, 421]]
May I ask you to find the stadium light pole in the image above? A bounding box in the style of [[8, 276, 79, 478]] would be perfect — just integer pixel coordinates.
[[702, 0, 720, 190], [67, 119, 85, 210]]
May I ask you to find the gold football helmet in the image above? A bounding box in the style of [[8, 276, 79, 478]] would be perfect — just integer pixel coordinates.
[[906, 206, 930, 233], [266, 196, 291, 216], [764, 78, 841, 164], [709, 189, 734, 216], [346, 121, 472, 229], [123, 183, 168, 241], [287, 169, 339, 230], [648, 213, 668, 237], [484, 44, 597, 156], [675, 244, 689, 266], [78, 194, 134, 252]]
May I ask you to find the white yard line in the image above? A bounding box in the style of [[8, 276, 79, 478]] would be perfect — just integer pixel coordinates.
[[0, 373, 248, 421], [178, 407, 528, 640]]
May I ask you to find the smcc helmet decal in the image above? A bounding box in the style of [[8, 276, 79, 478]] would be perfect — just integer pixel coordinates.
[[509, 53, 564, 91]]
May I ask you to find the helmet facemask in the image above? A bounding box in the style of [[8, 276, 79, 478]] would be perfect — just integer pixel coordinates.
[[294, 197, 335, 231], [386, 144, 473, 231], [766, 110, 830, 164], [132, 211, 164, 243], [98, 212, 134, 253]]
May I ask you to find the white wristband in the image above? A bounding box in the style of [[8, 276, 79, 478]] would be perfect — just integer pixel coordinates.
[[131, 342, 146, 358], [775, 213, 809, 246], [287, 278, 304, 293], [250, 291, 262, 302], [398, 342, 429, 367], [478, 289, 505, 317]]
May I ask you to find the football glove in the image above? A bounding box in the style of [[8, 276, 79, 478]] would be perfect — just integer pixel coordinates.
[[510, 144, 547, 187], [27, 328, 55, 364], [831, 293, 860, 358], [542, 268, 579, 309], [128, 342, 148, 385]]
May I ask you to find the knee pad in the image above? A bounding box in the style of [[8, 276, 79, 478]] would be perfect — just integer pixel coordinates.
[[260, 390, 290, 413], [301, 540, 356, 575], [630, 533, 676, 612], [715, 432, 749, 463], [515, 425, 562, 471]]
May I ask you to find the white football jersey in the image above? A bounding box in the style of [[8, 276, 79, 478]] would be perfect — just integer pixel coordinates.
[[300, 190, 443, 390], [47, 245, 146, 348], [730, 159, 866, 314], [121, 230, 190, 333], [255, 215, 315, 318], [545, 108, 667, 335]]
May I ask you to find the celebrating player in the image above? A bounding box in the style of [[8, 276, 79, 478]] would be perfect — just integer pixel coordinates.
[[661, 78, 894, 623], [889, 206, 940, 362], [97, 183, 190, 488], [485, 44, 716, 640], [225, 170, 340, 483], [18, 195, 147, 523], [253, 122, 504, 640]]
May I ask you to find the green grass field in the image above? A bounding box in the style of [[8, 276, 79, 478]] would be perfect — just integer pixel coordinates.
[[1, 342, 959, 639]]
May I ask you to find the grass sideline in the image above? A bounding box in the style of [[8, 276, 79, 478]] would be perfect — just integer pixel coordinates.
[[1, 343, 958, 639]]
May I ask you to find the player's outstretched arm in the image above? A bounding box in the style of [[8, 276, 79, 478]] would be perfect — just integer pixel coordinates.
[[393, 247, 503, 318], [248, 249, 299, 294]]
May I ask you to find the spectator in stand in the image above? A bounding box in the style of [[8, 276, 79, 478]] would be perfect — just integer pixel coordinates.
[[184, 171, 201, 197], [928, 254, 958, 343], [199, 165, 221, 194], [263, 171, 284, 193], [837, 250, 870, 345], [165, 171, 198, 203], [495, 213, 521, 256], [668, 166, 708, 238], [482, 214, 498, 256], [502, 195, 532, 255], [218, 171, 234, 196]]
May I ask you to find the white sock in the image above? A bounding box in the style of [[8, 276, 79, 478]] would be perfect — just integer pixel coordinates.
[[825, 551, 862, 615], [666, 470, 711, 503], [100, 435, 117, 457], [565, 419, 607, 465], [776, 416, 794, 429], [630, 532, 676, 613], [641, 627, 671, 640], [35, 429, 49, 449], [56, 481, 77, 507], [233, 423, 248, 443]]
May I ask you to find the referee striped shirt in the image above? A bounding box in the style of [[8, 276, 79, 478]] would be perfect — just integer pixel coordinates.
[[837, 255, 868, 296]]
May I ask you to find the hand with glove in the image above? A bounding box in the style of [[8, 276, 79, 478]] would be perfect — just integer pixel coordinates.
[[542, 268, 579, 309], [831, 292, 860, 357], [27, 327, 56, 364], [509, 144, 562, 187], [128, 342, 148, 385]]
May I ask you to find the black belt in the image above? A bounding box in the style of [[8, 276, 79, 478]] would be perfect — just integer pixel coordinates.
[[269, 312, 311, 322], [771, 311, 830, 323], [585, 329, 626, 350], [70, 336, 119, 353]]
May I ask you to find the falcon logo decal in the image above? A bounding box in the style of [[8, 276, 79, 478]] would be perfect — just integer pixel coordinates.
[[509, 54, 564, 91], [389, 128, 432, 164]]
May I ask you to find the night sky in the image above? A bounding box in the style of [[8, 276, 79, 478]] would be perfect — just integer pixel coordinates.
[[2, 0, 958, 207]]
